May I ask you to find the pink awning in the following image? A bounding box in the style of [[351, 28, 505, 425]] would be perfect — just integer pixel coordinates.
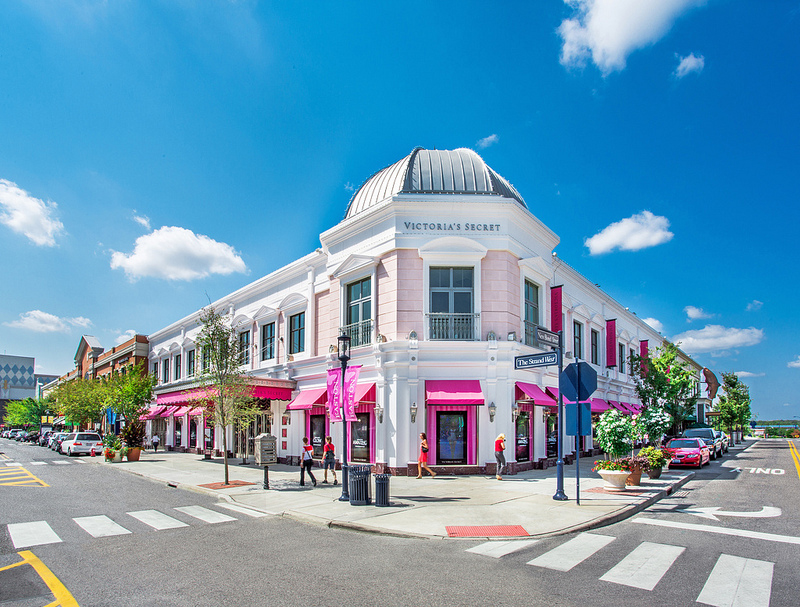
[[425, 380, 484, 405], [608, 400, 631, 415], [545, 386, 575, 404], [516, 382, 557, 407], [354, 383, 376, 405], [286, 387, 327, 410], [622, 402, 641, 414], [591, 398, 611, 413], [159, 406, 180, 418], [141, 405, 166, 420], [188, 407, 204, 416], [172, 406, 190, 417], [156, 384, 292, 407], [156, 390, 202, 406], [252, 385, 293, 400]]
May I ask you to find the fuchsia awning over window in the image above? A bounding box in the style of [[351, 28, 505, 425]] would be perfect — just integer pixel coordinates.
[[171, 406, 190, 417], [517, 382, 557, 407], [608, 400, 632, 415], [159, 406, 179, 418], [140, 406, 166, 420], [591, 398, 611, 413], [286, 387, 327, 410], [353, 383, 376, 405], [425, 380, 484, 405]]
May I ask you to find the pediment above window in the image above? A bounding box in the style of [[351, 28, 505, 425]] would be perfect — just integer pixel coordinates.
[[253, 305, 278, 321], [232, 314, 252, 329], [331, 254, 379, 280], [518, 256, 551, 279], [278, 292, 308, 311]]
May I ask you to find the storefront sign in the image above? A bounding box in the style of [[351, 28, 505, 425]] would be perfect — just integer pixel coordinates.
[[343, 365, 361, 422], [402, 221, 502, 233], [327, 368, 342, 422]]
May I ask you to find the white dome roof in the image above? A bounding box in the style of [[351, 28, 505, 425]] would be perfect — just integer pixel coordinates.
[[345, 147, 527, 219]]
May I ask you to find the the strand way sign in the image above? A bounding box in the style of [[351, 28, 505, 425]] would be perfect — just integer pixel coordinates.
[[515, 352, 559, 370]]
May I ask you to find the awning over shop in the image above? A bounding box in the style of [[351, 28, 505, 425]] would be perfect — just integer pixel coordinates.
[[172, 406, 191, 417], [354, 383, 376, 405], [544, 386, 577, 405], [591, 398, 611, 413], [517, 382, 557, 407], [286, 387, 327, 410], [252, 385, 293, 400], [608, 401, 631, 415], [155, 382, 293, 407], [140, 406, 167, 420], [623, 402, 642, 414], [159, 406, 180, 418], [53, 416, 65, 425], [425, 380, 484, 405], [188, 407, 204, 416]]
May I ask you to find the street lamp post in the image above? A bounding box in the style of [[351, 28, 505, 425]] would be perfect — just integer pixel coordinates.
[[338, 333, 351, 502]]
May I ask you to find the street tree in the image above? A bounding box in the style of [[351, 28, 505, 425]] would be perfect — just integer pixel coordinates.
[[194, 305, 262, 485], [630, 341, 698, 435], [4, 398, 49, 427], [53, 378, 105, 428], [715, 372, 751, 443], [104, 362, 156, 424]]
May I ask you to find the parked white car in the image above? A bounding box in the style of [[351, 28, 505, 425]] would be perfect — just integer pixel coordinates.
[[60, 432, 104, 456]]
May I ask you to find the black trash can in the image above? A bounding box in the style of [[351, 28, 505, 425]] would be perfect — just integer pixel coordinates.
[[374, 473, 391, 507], [348, 465, 372, 505]]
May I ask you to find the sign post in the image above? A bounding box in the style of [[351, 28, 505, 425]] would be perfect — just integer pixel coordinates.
[[553, 330, 568, 501], [559, 360, 597, 505]]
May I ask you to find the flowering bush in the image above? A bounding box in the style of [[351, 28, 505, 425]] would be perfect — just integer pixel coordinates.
[[634, 407, 672, 445], [638, 446, 668, 469], [594, 410, 635, 458], [104, 447, 116, 460], [620, 454, 651, 472], [592, 459, 631, 472]]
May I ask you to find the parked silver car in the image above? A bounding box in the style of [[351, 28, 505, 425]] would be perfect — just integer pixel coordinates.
[[60, 432, 104, 456]]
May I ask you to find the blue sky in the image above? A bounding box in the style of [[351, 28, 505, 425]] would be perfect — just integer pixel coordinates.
[[1, 1, 798, 421]]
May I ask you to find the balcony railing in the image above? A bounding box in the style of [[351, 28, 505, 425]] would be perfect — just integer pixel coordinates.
[[339, 319, 374, 348], [427, 313, 480, 341]]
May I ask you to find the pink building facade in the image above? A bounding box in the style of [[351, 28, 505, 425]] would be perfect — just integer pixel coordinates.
[[146, 148, 693, 474]]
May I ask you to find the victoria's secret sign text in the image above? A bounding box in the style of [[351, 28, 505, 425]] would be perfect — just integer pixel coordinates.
[[403, 221, 501, 232]]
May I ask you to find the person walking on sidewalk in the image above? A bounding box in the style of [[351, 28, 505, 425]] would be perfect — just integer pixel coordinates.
[[495, 434, 506, 480], [322, 436, 338, 485], [151, 434, 160, 453], [417, 433, 436, 478], [300, 437, 317, 487]]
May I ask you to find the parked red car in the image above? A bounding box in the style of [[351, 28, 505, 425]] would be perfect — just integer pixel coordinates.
[[666, 437, 710, 468]]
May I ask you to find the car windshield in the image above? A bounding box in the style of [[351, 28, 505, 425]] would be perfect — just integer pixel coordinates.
[[669, 439, 699, 448]]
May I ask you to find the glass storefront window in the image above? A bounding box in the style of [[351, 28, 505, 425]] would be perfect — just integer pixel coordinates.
[[204, 424, 214, 450], [189, 419, 197, 448], [436, 412, 467, 465], [310, 414, 325, 458], [350, 413, 370, 462], [175, 419, 182, 448], [515, 411, 530, 462]]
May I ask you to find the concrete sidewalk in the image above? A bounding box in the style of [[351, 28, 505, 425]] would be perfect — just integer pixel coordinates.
[[100, 445, 746, 539]]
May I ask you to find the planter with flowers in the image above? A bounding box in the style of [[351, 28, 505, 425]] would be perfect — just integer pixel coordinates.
[[592, 458, 631, 491], [621, 454, 650, 486], [593, 410, 638, 488], [102, 434, 123, 462], [639, 446, 669, 479]]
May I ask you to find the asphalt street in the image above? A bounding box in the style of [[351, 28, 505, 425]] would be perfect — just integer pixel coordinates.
[[1, 438, 798, 606]]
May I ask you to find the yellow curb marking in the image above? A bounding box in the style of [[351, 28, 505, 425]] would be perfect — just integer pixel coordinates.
[[788, 439, 800, 481], [0, 551, 79, 606], [0, 465, 49, 487]]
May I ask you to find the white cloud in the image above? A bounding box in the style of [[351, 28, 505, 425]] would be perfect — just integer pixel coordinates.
[[344, 182, 356, 192], [110, 226, 247, 281], [642, 317, 664, 333], [558, 0, 706, 75], [0, 179, 65, 246], [584, 211, 673, 255], [671, 324, 765, 354], [735, 371, 765, 378], [4, 310, 92, 333], [674, 52, 705, 78], [684, 305, 712, 321], [476, 134, 499, 149], [115, 329, 137, 345], [133, 213, 151, 230], [788, 356, 800, 369], [746, 300, 763, 312]]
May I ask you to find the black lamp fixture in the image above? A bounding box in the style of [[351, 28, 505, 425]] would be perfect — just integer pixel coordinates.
[[337, 332, 351, 502]]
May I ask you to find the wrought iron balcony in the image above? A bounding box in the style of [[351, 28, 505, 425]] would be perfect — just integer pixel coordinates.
[[339, 319, 374, 348], [427, 313, 480, 341]]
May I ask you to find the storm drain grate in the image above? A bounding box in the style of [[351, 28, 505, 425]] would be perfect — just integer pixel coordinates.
[[670, 490, 690, 498], [446, 525, 529, 537]]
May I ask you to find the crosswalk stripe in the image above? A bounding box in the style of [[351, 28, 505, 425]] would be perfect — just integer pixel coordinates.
[[466, 540, 538, 558], [174, 506, 237, 524], [215, 503, 269, 518], [697, 554, 774, 607], [52, 461, 71, 465], [4, 462, 21, 466], [29, 461, 48, 465], [74, 516, 132, 538], [7, 521, 62, 549], [527, 533, 615, 571], [127, 510, 188, 530], [599, 541, 684, 590]]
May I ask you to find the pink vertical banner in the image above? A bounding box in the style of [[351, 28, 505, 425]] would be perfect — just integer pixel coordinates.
[[327, 368, 342, 422], [343, 365, 361, 422], [550, 285, 562, 333], [606, 319, 617, 368], [640, 340, 649, 376]]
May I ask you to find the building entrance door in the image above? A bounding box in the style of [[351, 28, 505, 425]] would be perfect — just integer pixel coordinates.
[[515, 411, 530, 462], [436, 411, 467, 465]]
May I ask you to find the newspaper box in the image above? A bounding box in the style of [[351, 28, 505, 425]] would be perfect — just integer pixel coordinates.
[[255, 434, 277, 465]]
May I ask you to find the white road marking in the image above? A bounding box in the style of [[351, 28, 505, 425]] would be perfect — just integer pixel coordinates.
[[682, 506, 781, 521], [29, 461, 47, 466], [527, 533, 615, 571], [74, 515, 132, 538], [4, 462, 21, 466], [174, 506, 236, 524], [7, 521, 62, 548], [215, 503, 269, 518], [52, 461, 71, 465], [127, 510, 188, 530], [599, 541, 684, 590], [634, 517, 800, 545], [466, 539, 538, 558], [697, 554, 773, 607]]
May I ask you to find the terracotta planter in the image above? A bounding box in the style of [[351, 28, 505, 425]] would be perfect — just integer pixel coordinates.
[[597, 470, 629, 491], [126, 447, 141, 462], [626, 466, 643, 486], [647, 466, 662, 479]]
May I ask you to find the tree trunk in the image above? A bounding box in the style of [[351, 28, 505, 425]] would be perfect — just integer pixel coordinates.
[[221, 420, 229, 485]]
